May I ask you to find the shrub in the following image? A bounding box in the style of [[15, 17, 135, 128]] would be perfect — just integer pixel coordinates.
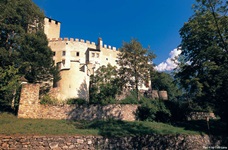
[[89, 84, 118, 105], [40, 94, 59, 105], [90, 97, 117, 105], [162, 99, 215, 122], [66, 98, 87, 105], [163, 100, 188, 122], [119, 90, 139, 104], [136, 98, 171, 122], [100, 97, 116, 105], [120, 97, 138, 104]]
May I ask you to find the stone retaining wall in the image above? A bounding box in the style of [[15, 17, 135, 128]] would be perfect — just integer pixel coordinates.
[[18, 104, 138, 121], [187, 112, 216, 121], [18, 84, 137, 121], [0, 134, 227, 150]]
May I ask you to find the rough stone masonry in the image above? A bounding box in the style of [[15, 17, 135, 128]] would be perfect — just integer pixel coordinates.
[[0, 134, 227, 150]]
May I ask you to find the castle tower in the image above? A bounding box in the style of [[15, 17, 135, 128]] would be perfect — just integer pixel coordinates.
[[44, 17, 61, 39]]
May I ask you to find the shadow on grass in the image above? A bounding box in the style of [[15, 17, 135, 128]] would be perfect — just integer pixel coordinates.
[[171, 120, 227, 136], [85, 119, 156, 138]]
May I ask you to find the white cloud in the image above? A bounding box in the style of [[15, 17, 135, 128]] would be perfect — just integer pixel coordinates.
[[155, 48, 181, 72]]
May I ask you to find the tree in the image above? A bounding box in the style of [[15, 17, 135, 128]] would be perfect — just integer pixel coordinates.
[[0, 0, 57, 110], [0, 65, 19, 111], [89, 64, 121, 104], [151, 71, 181, 101], [118, 39, 156, 100], [19, 31, 54, 83], [175, 0, 228, 121]]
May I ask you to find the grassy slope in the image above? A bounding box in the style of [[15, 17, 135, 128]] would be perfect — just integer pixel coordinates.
[[0, 113, 209, 137], [0, 113, 98, 136]]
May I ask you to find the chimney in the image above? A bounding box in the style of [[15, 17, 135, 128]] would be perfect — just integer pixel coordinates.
[[97, 37, 103, 50]]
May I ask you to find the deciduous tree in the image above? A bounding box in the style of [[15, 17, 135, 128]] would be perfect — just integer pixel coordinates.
[[175, 0, 228, 121], [0, 0, 57, 110], [118, 39, 156, 100]]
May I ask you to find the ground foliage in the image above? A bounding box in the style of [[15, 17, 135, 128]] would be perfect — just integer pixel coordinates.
[[0, 113, 201, 136], [136, 98, 171, 123]]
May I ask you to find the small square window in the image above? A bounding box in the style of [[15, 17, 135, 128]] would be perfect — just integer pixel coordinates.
[[55, 21, 58, 24], [62, 51, 66, 56], [106, 58, 108, 60], [49, 19, 52, 22], [96, 53, 99, 58], [76, 52, 80, 56], [92, 53, 95, 57], [53, 52, 56, 56], [62, 60, 65, 66]]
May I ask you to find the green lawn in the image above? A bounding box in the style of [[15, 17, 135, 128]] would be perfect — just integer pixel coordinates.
[[0, 113, 98, 136], [0, 113, 215, 137]]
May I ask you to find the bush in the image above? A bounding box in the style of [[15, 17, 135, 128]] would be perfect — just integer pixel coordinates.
[[66, 98, 87, 105], [120, 90, 142, 104], [89, 84, 118, 105], [136, 98, 171, 123], [120, 98, 138, 104], [100, 97, 116, 105], [89, 97, 116, 105], [162, 99, 215, 122], [164, 101, 187, 122], [40, 94, 59, 105], [119, 90, 139, 104]]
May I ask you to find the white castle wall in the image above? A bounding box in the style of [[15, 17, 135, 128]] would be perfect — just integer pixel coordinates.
[[48, 37, 121, 100]]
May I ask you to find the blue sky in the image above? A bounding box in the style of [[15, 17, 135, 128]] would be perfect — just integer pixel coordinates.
[[33, 0, 195, 70]]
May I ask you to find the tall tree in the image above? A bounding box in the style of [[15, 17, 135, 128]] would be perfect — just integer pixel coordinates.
[[0, 0, 56, 110], [118, 39, 156, 100], [175, 0, 228, 121]]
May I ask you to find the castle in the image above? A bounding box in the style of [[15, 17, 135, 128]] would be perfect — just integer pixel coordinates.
[[44, 17, 150, 101]]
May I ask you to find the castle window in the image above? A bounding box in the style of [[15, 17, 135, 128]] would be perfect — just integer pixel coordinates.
[[62, 60, 65, 66], [92, 53, 95, 57], [76, 52, 80, 56], [62, 51, 66, 56], [96, 53, 99, 58], [53, 52, 56, 56], [106, 58, 108, 60]]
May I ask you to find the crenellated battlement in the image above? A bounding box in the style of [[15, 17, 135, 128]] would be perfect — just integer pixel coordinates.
[[44, 17, 61, 39], [48, 37, 118, 51], [45, 17, 60, 25]]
